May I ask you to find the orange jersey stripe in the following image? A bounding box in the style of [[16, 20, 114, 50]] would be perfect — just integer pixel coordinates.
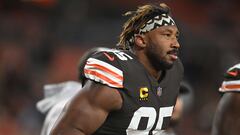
[[86, 63, 123, 81], [223, 84, 240, 89], [84, 69, 123, 88]]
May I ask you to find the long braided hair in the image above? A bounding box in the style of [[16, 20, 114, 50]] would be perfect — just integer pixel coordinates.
[[117, 3, 172, 50]]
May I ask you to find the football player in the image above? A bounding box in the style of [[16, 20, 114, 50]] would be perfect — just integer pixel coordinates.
[[212, 63, 240, 135], [51, 3, 184, 135]]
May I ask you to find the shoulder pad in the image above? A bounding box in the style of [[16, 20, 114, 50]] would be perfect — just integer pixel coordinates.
[[219, 63, 240, 92], [84, 50, 125, 88]]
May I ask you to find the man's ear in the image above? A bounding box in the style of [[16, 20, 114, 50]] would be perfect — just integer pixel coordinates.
[[134, 34, 147, 48]]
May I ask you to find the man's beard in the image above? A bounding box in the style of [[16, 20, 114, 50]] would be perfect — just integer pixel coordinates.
[[146, 49, 173, 71]]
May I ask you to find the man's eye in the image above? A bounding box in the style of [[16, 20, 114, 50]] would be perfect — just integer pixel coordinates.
[[163, 33, 171, 37], [176, 35, 179, 39]]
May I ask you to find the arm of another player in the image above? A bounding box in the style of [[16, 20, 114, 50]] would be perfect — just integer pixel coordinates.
[[211, 93, 240, 135], [50, 80, 123, 135]]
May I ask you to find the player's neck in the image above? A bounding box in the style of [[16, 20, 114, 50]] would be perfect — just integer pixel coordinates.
[[134, 50, 162, 80]]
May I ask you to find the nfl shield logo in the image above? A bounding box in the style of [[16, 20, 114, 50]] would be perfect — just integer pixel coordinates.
[[157, 87, 162, 96]]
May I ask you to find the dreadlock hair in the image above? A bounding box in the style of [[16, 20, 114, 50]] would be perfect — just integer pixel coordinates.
[[117, 3, 171, 50]]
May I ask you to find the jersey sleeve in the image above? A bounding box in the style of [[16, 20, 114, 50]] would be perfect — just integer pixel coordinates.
[[219, 63, 240, 92], [83, 51, 124, 88]]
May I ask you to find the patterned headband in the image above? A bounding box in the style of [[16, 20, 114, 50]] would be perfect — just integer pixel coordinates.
[[138, 14, 175, 34], [128, 14, 176, 45]]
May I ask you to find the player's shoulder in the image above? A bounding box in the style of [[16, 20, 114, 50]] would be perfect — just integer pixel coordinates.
[[219, 63, 240, 93], [86, 48, 135, 72], [90, 48, 134, 62], [84, 48, 135, 88]]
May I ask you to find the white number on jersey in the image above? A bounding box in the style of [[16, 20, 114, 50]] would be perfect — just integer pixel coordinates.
[[102, 48, 133, 61], [112, 51, 133, 61], [126, 106, 174, 135]]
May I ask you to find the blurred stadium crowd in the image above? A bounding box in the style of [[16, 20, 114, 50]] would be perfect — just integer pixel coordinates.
[[0, 0, 239, 135]]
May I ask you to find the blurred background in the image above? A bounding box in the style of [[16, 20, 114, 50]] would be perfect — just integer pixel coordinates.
[[0, 0, 239, 135]]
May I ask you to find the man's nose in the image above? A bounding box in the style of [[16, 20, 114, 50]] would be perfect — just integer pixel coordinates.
[[171, 38, 180, 48]]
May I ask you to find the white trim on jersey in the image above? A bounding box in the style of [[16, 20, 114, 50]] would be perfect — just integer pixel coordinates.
[[219, 80, 240, 92], [227, 63, 240, 71], [84, 58, 123, 88]]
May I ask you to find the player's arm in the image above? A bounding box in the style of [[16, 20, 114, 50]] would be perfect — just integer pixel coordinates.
[[212, 63, 240, 135], [50, 80, 123, 135], [211, 93, 240, 135]]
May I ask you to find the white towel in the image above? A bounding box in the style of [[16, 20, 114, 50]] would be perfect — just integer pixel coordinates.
[[36, 81, 82, 135]]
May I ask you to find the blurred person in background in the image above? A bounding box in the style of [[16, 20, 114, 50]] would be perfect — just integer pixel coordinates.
[[162, 81, 194, 135], [36, 47, 109, 135], [51, 2, 184, 135], [36, 81, 82, 135], [211, 63, 240, 135]]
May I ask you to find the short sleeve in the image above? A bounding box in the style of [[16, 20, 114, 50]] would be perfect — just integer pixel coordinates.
[[219, 63, 240, 92], [83, 51, 124, 88]]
